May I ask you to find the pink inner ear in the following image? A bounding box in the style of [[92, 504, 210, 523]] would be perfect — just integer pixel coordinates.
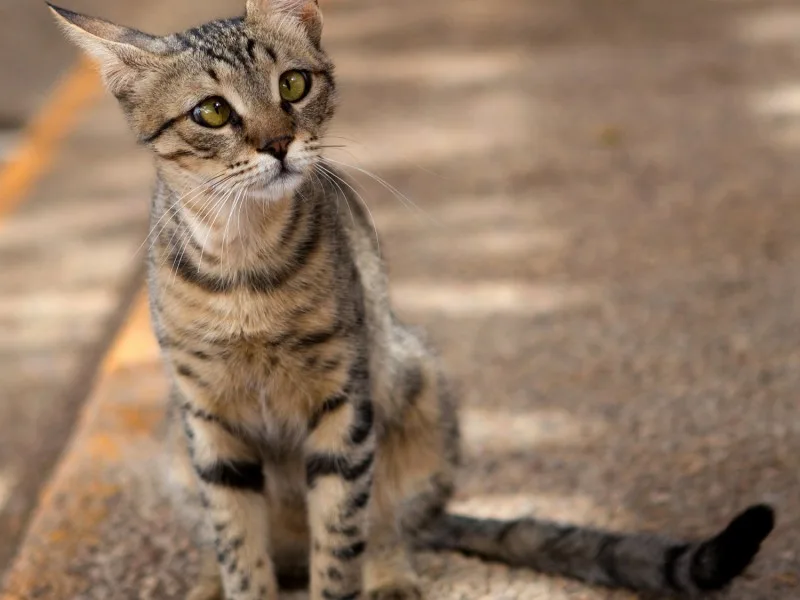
[[247, 0, 322, 39], [248, 0, 317, 18], [299, 3, 321, 24], [275, 0, 315, 14]]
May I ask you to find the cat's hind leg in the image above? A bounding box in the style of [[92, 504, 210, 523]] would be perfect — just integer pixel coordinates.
[[187, 549, 224, 600], [365, 358, 459, 600]]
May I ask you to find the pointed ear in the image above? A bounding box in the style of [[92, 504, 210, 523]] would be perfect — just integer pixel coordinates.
[[246, 0, 323, 45], [47, 3, 168, 95]]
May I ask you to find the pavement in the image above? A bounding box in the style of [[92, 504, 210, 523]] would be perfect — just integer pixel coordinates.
[[1, 0, 799, 598], [0, 0, 246, 576]]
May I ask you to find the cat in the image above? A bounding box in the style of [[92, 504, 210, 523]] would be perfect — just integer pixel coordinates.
[[50, 1, 775, 599]]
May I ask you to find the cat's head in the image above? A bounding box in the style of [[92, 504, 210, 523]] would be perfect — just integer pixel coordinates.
[[49, 0, 335, 201]]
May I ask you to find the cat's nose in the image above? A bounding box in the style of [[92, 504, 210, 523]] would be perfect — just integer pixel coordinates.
[[258, 135, 293, 161]]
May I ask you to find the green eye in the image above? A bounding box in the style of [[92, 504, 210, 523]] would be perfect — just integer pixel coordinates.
[[192, 96, 232, 128], [279, 70, 310, 103]]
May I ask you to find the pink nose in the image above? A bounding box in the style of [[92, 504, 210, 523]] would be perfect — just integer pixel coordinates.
[[259, 135, 293, 161]]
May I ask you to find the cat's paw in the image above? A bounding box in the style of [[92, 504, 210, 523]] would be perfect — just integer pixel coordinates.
[[186, 571, 225, 600], [186, 578, 223, 600], [367, 583, 425, 600]]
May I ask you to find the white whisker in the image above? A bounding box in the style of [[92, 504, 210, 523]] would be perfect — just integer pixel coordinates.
[[222, 184, 246, 267], [316, 163, 381, 256], [199, 184, 237, 273], [192, 185, 229, 268], [130, 169, 229, 261], [323, 133, 446, 179], [147, 168, 239, 254], [322, 157, 439, 225], [315, 164, 354, 228]]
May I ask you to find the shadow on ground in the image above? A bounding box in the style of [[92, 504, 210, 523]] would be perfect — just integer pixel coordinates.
[[3, 0, 799, 598], [323, 0, 800, 597]]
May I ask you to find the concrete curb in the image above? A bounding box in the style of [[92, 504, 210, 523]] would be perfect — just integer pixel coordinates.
[[0, 294, 165, 600]]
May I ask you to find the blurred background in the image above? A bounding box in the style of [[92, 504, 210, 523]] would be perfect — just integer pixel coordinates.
[[1, 0, 799, 598]]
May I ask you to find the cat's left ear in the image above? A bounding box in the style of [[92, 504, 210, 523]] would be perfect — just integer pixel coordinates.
[[47, 3, 169, 95], [246, 0, 323, 45]]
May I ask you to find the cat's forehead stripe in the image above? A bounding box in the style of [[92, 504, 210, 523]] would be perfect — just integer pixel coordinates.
[[174, 18, 263, 70]]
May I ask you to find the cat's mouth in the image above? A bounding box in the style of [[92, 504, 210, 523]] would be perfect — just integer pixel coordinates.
[[276, 162, 300, 177], [243, 162, 305, 201], [269, 162, 305, 188]]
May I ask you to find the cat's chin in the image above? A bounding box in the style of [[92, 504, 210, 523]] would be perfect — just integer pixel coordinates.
[[248, 171, 306, 203]]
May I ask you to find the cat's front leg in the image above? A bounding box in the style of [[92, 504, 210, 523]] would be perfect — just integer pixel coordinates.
[[182, 400, 278, 600], [305, 386, 376, 600]]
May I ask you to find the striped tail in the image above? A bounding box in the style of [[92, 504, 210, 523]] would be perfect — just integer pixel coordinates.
[[417, 504, 774, 595]]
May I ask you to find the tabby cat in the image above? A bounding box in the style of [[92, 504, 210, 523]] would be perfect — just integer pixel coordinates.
[[50, 1, 775, 599]]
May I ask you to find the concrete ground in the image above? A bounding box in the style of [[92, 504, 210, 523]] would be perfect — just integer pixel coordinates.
[[1, 0, 800, 598], [0, 0, 244, 574]]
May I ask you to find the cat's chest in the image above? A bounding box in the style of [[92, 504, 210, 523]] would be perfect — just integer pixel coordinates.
[[157, 277, 348, 417], [189, 340, 313, 450], [202, 289, 294, 339], [208, 331, 343, 422], [219, 335, 313, 398]]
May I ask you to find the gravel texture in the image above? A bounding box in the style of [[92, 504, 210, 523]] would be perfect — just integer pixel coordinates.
[[3, 0, 800, 598]]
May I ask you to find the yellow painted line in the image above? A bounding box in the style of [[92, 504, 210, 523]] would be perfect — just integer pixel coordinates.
[[0, 293, 160, 600], [0, 56, 102, 220], [102, 291, 159, 374], [0, 467, 18, 513]]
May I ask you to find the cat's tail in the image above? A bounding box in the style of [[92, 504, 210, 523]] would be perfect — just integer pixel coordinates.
[[415, 503, 774, 596]]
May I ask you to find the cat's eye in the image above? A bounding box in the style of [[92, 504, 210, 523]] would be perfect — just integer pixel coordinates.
[[279, 70, 310, 103], [191, 97, 232, 128]]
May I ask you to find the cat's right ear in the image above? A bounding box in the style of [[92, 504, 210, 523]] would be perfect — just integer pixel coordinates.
[[246, 0, 323, 44], [47, 3, 167, 95]]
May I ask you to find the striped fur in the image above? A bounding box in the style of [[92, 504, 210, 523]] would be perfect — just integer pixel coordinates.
[[51, 1, 774, 599]]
